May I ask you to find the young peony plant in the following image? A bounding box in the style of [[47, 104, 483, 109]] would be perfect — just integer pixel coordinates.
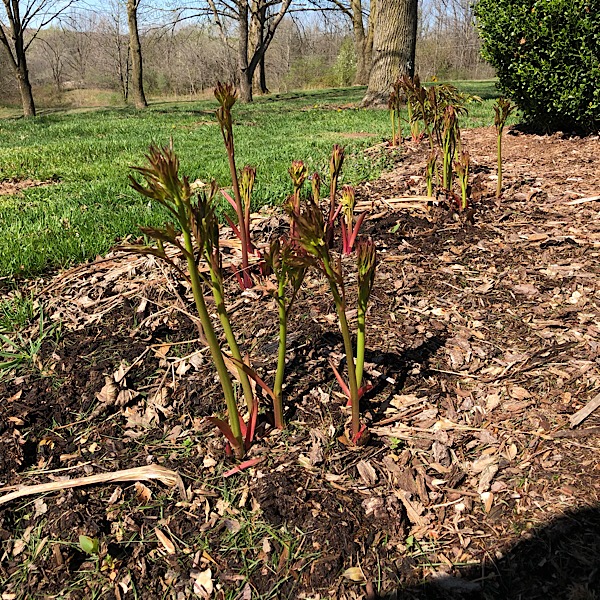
[[291, 197, 376, 442], [125, 144, 256, 458], [494, 97, 515, 199], [214, 82, 256, 289], [264, 238, 307, 429], [338, 185, 367, 255]]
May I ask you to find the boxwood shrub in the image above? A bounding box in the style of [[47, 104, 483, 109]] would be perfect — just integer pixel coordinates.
[[475, 0, 600, 133]]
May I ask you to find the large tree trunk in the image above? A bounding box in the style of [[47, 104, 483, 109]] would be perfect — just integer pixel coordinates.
[[365, 0, 376, 72], [16, 62, 36, 117], [0, 15, 36, 117], [362, 0, 417, 107], [238, 1, 253, 102], [127, 0, 147, 109], [250, 0, 269, 94]]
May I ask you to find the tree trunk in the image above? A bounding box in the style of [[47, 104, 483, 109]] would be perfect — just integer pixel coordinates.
[[258, 54, 268, 93], [0, 17, 36, 117], [362, 0, 418, 107], [127, 0, 147, 109], [250, 0, 269, 94], [16, 62, 36, 117], [365, 0, 376, 73], [351, 0, 368, 85], [238, 1, 253, 102]]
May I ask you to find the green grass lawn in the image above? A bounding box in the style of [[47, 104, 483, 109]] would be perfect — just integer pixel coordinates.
[[0, 82, 502, 279]]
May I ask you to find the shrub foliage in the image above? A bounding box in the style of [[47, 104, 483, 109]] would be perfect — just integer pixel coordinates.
[[475, 0, 600, 133]]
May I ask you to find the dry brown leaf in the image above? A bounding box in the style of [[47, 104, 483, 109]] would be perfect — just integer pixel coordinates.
[[357, 460, 378, 486], [192, 568, 213, 598], [135, 481, 152, 502], [480, 491, 494, 513], [513, 284, 539, 296], [7, 389, 22, 402], [96, 377, 118, 404], [154, 528, 176, 554], [189, 353, 204, 370], [176, 361, 191, 376], [509, 386, 530, 400], [107, 486, 123, 504], [485, 393, 502, 411], [113, 363, 128, 384], [154, 344, 171, 359], [116, 389, 139, 405], [477, 463, 499, 493], [527, 233, 548, 242], [471, 454, 498, 474], [343, 566, 366, 582]]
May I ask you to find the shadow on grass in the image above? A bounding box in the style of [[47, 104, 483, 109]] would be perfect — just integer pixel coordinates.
[[383, 504, 600, 600]]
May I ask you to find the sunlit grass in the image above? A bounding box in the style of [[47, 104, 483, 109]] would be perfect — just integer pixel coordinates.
[[0, 82, 502, 278]]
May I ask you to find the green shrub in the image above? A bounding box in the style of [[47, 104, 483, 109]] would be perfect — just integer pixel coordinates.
[[475, 0, 600, 133]]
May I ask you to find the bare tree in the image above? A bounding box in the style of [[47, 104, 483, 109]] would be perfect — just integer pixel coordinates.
[[127, 0, 147, 108], [201, 0, 292, 102], [249, 0, 269, 93], [362, 0, 417, 106], [37, 32, 65, 92], [61, 10, 97, 86], [98, 0, 131, 101], [0, 0, 77, 116]]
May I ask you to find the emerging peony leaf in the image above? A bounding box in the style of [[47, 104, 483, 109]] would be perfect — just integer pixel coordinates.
[[288, 160, 308, 189], [214, 81, 237, 110]]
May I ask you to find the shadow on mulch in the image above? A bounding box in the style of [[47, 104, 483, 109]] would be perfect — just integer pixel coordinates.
[[386, 504, 600, 600]]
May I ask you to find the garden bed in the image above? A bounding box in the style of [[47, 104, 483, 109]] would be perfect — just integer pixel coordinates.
[[1, 127, 600, 599]]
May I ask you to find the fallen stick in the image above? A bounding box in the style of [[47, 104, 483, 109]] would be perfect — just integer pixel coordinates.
[[566, 195, 600, 206], [0, 465, 185, 506], [569, 392, 600, 427], [551, 427, 600, 439]]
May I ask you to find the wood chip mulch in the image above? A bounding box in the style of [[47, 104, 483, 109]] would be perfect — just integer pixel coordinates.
[[1, 126, 600, 600]]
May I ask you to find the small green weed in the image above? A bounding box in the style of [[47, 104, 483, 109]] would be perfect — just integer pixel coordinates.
[[0, 291, 35, 332], [0, 310, 58, 378]]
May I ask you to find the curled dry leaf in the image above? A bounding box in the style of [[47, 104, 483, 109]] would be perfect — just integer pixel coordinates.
[[176, 360, 191, 376], [192, 568, 214, 598], [343, 566, 366, 582], [154, 527, 176, 554], [357, 460, 378, 486], [481, 491, 494, 513], [96, 377, 118, 404], [34, 498, 48, 518], [134, 481, 152, 503], [477, 463, 499, 494], [189, 352, 204, 370]]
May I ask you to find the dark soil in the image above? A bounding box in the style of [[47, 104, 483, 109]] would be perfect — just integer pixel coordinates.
[[1, 127, 600, 599]]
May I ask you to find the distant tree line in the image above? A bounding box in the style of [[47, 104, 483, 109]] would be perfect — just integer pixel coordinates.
[[1, 0, 492, 116]]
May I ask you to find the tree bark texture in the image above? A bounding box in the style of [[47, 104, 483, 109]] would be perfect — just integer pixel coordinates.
[[127, 0, 147, 109], [250, 0, 269, 93], [238, 1, 252, 102], [351, 0, 368, 85], [16, 64, 36, 116], [362, 0, 417, 107]]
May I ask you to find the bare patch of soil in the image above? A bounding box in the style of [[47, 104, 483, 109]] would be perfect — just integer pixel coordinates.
[[337, 132, 379, 139], [0, 177, 58, 196], [1, 127, 600, 599]]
